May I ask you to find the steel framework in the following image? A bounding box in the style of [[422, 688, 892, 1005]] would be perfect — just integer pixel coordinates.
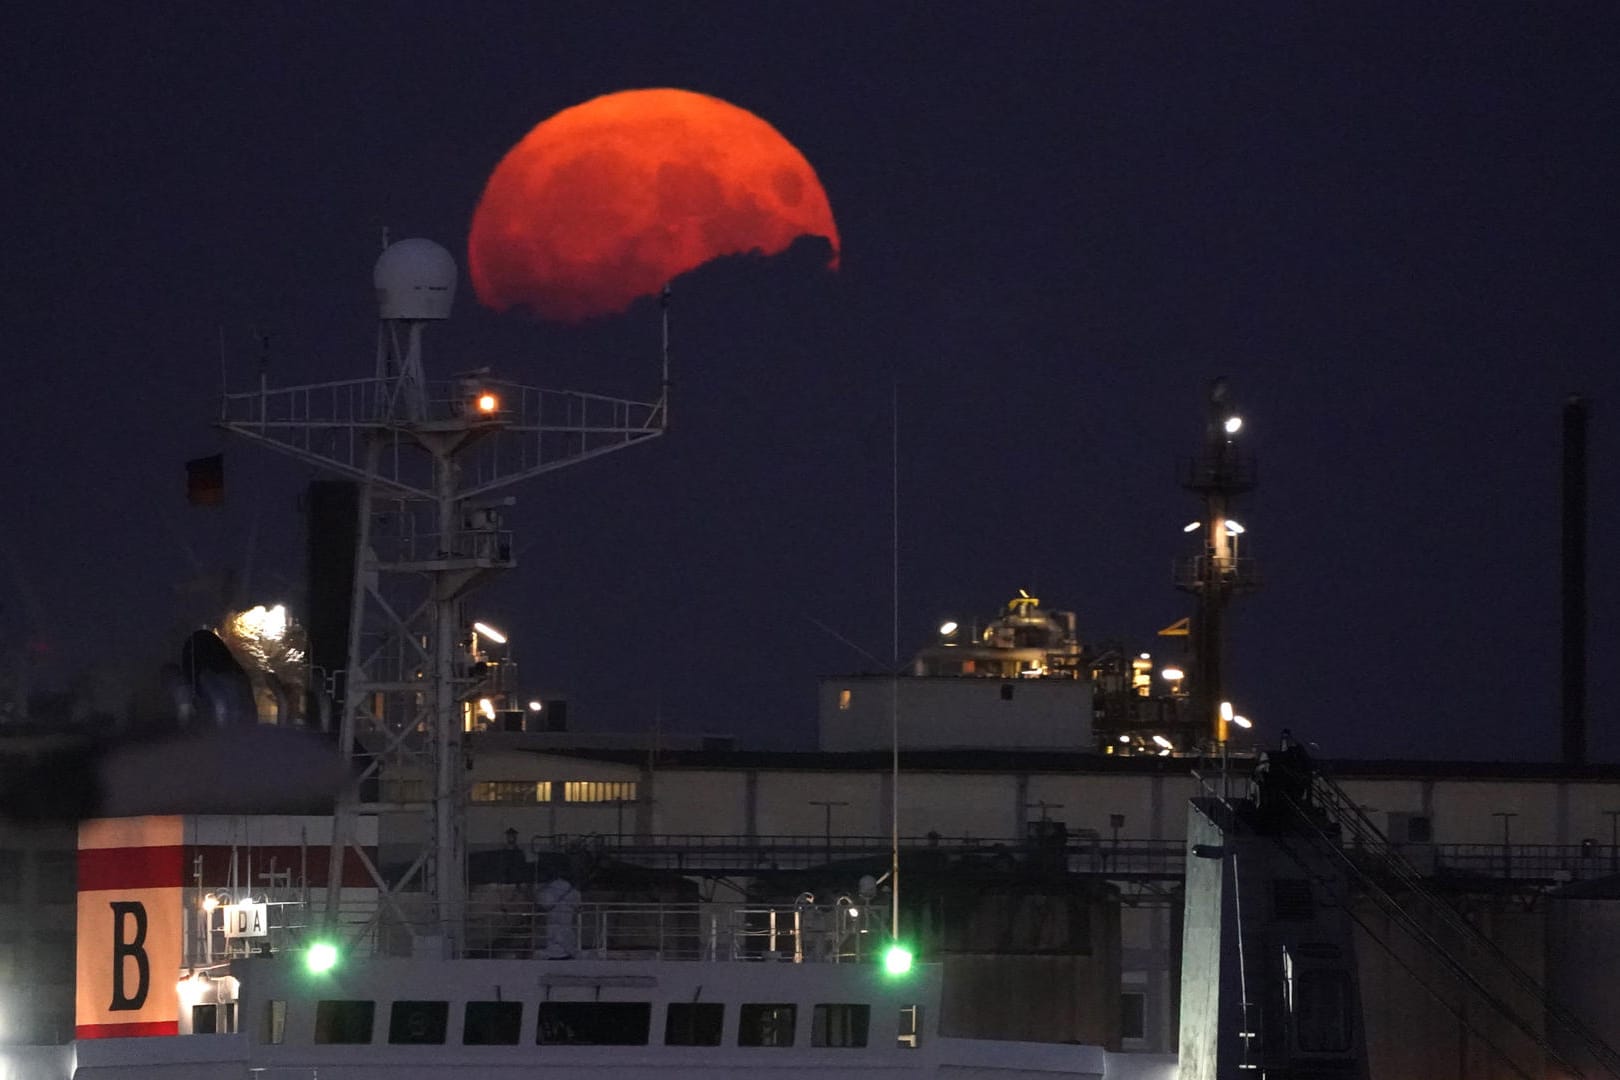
[[218, 254, 667, 956]]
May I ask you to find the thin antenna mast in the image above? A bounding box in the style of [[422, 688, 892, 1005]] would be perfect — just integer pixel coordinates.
[[890, 382, 900, 940]]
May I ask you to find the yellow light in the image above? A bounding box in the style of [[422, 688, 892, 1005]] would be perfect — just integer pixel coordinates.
[[478, 698, 496, 721], [1220, 701, 1234, 722], [939, 621, 958, 636], [1152, 734, 1173, 749], [1224, 520, 1246, 535], [528, 700, 543, 712], [202, 893, 219, 913], [1161, 667, 1185, 681], [1183, 521, 1201, 533], [477, 392, 499, 413], [1232, 715, 1253, 729], [1224, 416, 1243, 434], [473, 621, 507, 644]]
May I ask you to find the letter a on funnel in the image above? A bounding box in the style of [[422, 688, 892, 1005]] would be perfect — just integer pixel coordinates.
[[469, 88, 839, 322]]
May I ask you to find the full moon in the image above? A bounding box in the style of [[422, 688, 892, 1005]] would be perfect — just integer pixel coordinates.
[[469, 88, 840, 322]]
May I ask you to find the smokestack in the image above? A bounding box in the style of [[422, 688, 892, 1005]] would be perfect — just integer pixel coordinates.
[[1561, 395, 1588, 767]]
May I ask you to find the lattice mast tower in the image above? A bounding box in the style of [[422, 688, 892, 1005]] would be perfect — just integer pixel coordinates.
[[1174, 378, 1259, 749], [217, 238, 667, 955]]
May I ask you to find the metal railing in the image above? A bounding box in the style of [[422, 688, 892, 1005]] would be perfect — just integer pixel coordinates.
[[522, 832, 1189, 878], [189, 896, 884, 965], [515, 832, 1616, 884]]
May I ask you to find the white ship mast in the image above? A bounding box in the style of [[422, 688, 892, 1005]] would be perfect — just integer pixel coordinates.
[[217, 238, 668, 955]]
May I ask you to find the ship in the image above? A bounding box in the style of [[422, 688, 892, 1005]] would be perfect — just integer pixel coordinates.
[[22, 239, 1619, 1080]]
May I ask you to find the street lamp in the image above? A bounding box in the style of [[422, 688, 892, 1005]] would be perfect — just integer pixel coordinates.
[[809, 800, 850, 861], [472, 621, 507, 645]]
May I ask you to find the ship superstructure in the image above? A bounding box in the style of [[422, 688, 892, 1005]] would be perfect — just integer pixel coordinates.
[[215, 238, 667, 958]]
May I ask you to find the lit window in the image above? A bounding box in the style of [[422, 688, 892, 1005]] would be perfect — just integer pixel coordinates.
[[838, 689, 853, 710], [471, 781, 551, 805], [563, 781, 638, 803]]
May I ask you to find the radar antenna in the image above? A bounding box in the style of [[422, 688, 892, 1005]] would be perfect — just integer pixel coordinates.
[[217, 238, 668, 955]]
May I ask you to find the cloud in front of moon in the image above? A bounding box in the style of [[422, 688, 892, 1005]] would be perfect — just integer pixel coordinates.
[[469, 88, 840, 322]]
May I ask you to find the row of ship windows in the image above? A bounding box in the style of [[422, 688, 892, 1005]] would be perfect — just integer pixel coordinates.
[[263, 1000, 921, 1049]]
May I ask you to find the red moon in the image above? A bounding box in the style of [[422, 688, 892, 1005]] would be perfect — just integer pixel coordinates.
[[469, 88, 840, 322]]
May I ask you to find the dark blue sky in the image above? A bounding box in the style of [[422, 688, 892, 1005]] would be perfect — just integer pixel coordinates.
[[3, 5, 1618, 760]]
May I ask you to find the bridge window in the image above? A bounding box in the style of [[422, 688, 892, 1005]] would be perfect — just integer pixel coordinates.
[[463, 1001, 523, 1044], [264, 1000, 286, 1044], [665, 1002, 724, 1045], [191, 1003, 236, 1035], [314, 1000, 376, 1044], [389, 1000, 448, 1044], [739, 1003, 796, 1047], [897, 1004, 922, 1049], [536, 1001, 650, 1045], [811, 1003, 869, 1047], [1120, 992, 1146, 1040], [563, 781, 638, 803]]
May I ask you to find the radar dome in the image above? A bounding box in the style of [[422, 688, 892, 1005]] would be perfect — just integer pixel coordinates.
[[374, 238, 458, 320]]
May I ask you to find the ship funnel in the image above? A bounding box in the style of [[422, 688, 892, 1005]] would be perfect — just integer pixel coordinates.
[[374, 238, 458, 320]]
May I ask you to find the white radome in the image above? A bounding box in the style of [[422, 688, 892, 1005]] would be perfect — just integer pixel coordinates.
[[374, 238, 458, 320]]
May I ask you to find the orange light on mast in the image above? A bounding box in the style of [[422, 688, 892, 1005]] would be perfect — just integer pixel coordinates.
[[476, 392, 499, 414]]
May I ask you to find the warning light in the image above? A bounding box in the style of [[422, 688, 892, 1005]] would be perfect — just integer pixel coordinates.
[[305, 941, 340, 975], [476, 393, 499, 414], [883, 942, 914, 977]]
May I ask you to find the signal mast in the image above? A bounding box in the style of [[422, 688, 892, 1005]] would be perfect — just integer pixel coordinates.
[[1174, 377, 1259, 751], [217, 238, 668, 955]]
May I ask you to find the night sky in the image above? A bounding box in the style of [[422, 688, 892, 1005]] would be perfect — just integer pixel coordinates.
[[4, 5, 1618, 761]]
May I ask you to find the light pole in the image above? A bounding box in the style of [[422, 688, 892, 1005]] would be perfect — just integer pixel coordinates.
[[1604, 810, 1620, 873], [1492, 812, 1518, 879], [810, 800, 850, 862]]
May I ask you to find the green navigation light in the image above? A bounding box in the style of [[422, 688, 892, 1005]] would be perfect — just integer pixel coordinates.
[[883, 942, 914, 977], [305, 941, 340, 974]]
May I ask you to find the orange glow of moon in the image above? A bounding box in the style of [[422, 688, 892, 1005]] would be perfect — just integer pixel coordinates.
[[468, 88, 839, 322]]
